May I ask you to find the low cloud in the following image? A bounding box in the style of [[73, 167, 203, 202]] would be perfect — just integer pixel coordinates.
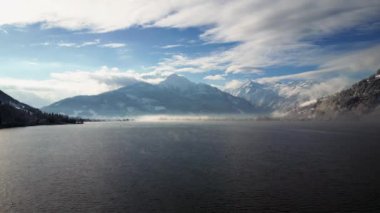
[[204, 74, 225, 81], [301, 77, 354, 100], [224, 79, 244, 91], [248, 45, 380, 102]]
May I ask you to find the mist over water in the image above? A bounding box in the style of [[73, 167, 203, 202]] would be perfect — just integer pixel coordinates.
[[133, 114, 262, 122], [0, 120, 380, 212]]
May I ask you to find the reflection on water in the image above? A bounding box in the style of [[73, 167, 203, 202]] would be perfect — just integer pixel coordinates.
[[0, 121, 379, 212]]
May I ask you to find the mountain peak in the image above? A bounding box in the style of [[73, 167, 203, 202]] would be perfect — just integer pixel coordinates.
[[159, 74, 194, 89], [166, 74, 191, 82], [244, 80, 265, 88], [234, 80, 267, 94]]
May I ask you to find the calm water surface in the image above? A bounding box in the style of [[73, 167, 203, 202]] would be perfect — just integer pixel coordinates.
[[0, 120, 379, 212]]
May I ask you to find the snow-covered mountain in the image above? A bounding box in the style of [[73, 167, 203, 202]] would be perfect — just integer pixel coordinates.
[[227, 79, 317, 112], [159, 74, 195, 90], [228, 81, 283, 112], [42, 74, 256, 117]]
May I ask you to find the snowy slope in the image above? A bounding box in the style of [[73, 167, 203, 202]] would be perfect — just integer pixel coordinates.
[[43, 74, 256, 117]]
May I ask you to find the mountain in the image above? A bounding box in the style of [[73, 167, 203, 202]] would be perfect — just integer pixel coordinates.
[[159, 74, 194, 90], [287, 70, 380, 119], [42, 74, 256, 117], [0, 90, 37, 113], [0, 90, 82, 128], [228, 81, 282, 112], [227, 80, 316, 112]]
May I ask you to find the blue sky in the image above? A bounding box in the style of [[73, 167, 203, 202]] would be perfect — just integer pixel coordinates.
[[0, 0, 379, 107]]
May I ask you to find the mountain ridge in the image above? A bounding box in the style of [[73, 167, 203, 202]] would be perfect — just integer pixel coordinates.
[[227, 79, 317, 113], [43, 75, 256, 117]]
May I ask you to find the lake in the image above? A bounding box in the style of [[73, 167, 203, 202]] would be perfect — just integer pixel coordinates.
[[0, 120, 379, 212]]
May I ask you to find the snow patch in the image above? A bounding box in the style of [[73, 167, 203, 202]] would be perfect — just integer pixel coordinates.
[[299, 99, 317, 108]]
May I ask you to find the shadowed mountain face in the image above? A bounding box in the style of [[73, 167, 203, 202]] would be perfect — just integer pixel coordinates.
[[0, 90, 37, 112], [0, 90, 81, 128], [288, 70, 380, 119], [42, 74, 256, 117]]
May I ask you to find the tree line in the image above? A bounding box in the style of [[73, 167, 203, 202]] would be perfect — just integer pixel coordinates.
[[0, 101, 83, 128]]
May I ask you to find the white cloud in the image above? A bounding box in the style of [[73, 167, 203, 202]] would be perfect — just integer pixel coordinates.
[[0, 0, 182, 32], [56, 39, 102, 48], [151, 54, 226, 74], [248, 45, 380, 102], [100, 43, 126, 48], [204, 74, 225, 81], [0, 66, 164, 107], [57, 40, 100, 48], [78, 39, 100, 47], [300, 77, 354, 100], [224, 79, 244, 91], [41, 39, 126, 49], [151, 0, 379, 76], [257, 44, 380, 83], [1, 1, 378, 75], [57, 42, 76, 47], [0, 0, 379, 103], [161, 44, 184, 49]]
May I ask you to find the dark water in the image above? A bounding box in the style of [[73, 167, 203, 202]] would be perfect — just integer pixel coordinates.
[[0, 120, 380, 212]]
